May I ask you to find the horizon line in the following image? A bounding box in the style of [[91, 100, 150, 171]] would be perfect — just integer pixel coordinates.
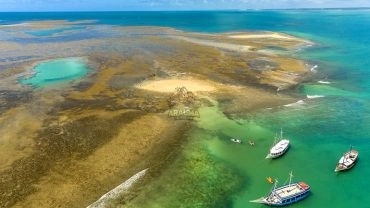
[[1, 7, 370, 13]]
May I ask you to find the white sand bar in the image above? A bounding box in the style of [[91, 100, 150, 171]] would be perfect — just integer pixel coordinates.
[[170, 35, 253, 52], [228, 32, 311, 43], [136, 78, 216, 93]]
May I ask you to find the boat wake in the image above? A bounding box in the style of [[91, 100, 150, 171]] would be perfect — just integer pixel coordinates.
[[250, 197, 265, 203]]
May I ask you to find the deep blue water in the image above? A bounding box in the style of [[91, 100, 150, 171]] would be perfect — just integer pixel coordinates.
[[2, 10, 370, 207]]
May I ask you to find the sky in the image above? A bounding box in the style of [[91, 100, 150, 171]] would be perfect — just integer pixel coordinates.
[[1, 0, 370, 12]]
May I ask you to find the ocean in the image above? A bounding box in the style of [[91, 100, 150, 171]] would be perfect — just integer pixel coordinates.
[[1, 10, 370, 207]]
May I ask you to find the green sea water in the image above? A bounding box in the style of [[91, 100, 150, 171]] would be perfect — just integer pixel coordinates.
[[197, 103, 369, 208], [126, 98, 370, 207], [20, 57, 90, 87], [122, 10, 370, 207]]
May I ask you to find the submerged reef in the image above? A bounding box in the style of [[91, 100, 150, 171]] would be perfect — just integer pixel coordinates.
[[0, 20, 312, 207]]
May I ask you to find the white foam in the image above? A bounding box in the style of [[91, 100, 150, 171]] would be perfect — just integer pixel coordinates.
[[306, 95, 325, 99], [318, 80, 331, 84], [284, 100, 305, 107], [0, 23, 28, 27], [87, 168, 148, 208], [310, 65, 318, 72]]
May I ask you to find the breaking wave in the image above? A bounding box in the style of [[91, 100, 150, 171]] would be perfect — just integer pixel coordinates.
[[318, 80, 331, 84], [284, 100, 305, 107], [306, 95, 325, 99]]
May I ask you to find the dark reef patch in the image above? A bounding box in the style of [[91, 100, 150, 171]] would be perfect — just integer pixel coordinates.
[[0, 90, 33, 114], [0, 110, 143, 208]]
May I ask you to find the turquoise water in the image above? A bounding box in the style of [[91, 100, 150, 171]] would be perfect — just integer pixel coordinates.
[[3, 10, 370, 207], [198, 101, 370, 207], [20, 57, 90, 87]]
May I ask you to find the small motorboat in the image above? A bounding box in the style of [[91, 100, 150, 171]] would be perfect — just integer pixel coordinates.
[[230, 138, 242, 144]]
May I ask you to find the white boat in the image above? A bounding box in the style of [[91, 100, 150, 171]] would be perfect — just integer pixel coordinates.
[[251, 172, 311, 206], [230, 138, 242, 144], [266, 129, 290, 159], [335, 146, 358, 172]]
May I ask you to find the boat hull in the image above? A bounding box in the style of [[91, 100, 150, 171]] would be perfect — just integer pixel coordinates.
[[264, 191, 310, 207], [252, 181, 311, 207], [265, 148, 289, 159], [266, 140, 290, 159], [335, 159, 358, 172], [334, 149, 358, 172]]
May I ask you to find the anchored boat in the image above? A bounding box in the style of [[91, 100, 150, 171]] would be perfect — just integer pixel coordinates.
[[335, 146, 358, 172], [266, 129, 290, 159], [251, 172, 310, 206]]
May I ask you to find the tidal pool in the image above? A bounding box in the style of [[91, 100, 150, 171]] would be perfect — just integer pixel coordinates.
[[20, 57, 90, 87]]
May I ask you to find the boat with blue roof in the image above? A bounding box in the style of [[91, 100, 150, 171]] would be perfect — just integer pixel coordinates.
[[251, 172, 311, 206]]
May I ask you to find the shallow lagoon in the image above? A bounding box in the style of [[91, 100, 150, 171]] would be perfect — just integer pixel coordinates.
[[20, 57, 90, 87]]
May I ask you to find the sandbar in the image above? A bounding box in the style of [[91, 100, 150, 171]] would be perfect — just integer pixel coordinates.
[[228, 32, 311, 43], [136, 78, 217, 93]]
